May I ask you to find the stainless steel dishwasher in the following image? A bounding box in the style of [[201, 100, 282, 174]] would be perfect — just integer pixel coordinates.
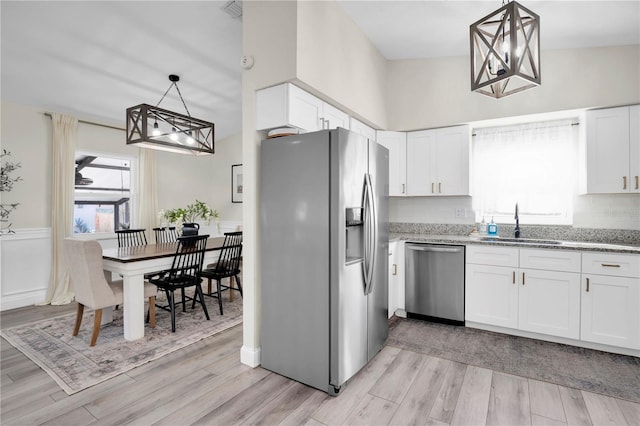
[[405, 243, 465, 325]]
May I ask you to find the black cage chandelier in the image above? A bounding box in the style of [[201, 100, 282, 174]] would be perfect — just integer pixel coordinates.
[[470, 1, 541, 99], [126, 75, 215, 155]]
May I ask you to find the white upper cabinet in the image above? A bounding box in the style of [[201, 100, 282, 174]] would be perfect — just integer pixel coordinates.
[[350, 117, 376, 141], [376, 131, 407, 196], [583, 105, 640, 193], [256, 83, 349, 132], [406, 125, 470, 196], [322, 102, 350, 130]]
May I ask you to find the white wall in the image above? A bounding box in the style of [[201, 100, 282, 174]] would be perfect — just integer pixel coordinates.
[[0, 100, 241, 310], [296, 0, 388, 129], [386, 46, 640, 131]]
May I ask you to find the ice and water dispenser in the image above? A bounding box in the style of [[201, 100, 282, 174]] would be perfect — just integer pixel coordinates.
[[345, 207, 364, 264]]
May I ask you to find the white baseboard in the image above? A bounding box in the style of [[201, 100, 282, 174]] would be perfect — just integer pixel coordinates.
[[240, 345, 261, 367], [1, 289, 47, 311]]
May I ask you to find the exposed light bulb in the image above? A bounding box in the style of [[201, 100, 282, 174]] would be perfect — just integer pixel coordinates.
[[152, 121, 161, 136], [170, 127, 179, 142], [186, 130, 195, 145]]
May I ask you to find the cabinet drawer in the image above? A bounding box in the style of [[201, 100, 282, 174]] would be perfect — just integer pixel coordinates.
[[582, 252, 640, 278], [466, 245, 518, 267], [520, 249, 581, 273]]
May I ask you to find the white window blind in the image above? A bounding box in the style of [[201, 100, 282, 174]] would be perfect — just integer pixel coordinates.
[[471, 119, 575, 225]]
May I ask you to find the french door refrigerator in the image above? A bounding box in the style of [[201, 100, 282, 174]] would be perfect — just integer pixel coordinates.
[[260, 127, 389, 396]]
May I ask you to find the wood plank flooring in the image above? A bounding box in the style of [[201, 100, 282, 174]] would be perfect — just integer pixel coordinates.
[[2, 304, 639, 425]]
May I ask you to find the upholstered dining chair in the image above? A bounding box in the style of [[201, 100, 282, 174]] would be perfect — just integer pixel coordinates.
[[146, 235, 210, 332], [153, 227, 179, 244], [200, 231, 243, 315], [115, 228, 147, 247], [64, 238, 157, 346]]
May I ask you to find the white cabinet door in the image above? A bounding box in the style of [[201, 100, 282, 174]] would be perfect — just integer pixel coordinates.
[[406, 129, 437, 196], [581, 274, 640, 349], [406, 126, 470, 196], [350, 117, 376, 141], [388, 241, 398, 319], [465, 263, 518, 329], [321, 102, 349, 130], [585, 106, 631, 193], [435, 126, 470, 196], [630, 104, 640, 192], [518, 268, 581, 339], [256, 83, 323, 131], [377, 131, 407, 196]]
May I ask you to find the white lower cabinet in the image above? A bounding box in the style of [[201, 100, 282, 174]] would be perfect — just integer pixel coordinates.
[[518, 268, 581, 339], [466, 246, 640, 352], [466, 246, 582, 340], [388, 240, 404, 318], [580, 252, 640, 350], [465, 263, 518, 328]]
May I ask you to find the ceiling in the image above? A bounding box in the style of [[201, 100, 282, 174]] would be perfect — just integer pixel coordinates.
[[2, 1, 639, 140]]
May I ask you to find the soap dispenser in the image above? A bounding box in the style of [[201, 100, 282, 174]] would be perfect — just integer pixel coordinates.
[[479, 217, 488, 236], [488, 217, 498, 236]]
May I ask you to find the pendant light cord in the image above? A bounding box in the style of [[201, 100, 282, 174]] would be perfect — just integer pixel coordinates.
[[155, 82, 192, 118]]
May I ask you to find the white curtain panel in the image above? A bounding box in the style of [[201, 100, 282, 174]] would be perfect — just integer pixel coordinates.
[[44, 113, 78, 305], [471, 119, 575, 224], [137, 148, 158, 240]]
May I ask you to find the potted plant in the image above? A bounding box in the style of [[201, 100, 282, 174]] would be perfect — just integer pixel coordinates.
[[159, 200, 219, 236]]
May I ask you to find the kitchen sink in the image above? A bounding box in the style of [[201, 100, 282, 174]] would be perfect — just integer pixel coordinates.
[[479, 237, 562, 245]]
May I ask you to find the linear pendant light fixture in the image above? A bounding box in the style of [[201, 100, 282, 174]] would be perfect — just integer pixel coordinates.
[[470, 1, 541, 99], [126, 75, 215, 155]]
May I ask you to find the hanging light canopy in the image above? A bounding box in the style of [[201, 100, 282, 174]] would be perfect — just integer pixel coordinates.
[[470, 1, 541, 99], [126, 75, 215, 155]]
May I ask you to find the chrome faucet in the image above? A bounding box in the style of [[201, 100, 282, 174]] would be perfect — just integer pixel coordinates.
[[514, 203, 521, 238]]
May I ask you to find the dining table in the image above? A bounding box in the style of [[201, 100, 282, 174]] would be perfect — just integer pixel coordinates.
[[102, 236, 225, 340]]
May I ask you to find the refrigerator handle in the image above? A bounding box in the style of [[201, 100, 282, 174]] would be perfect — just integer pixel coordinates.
[[362, 173, 376, 295]]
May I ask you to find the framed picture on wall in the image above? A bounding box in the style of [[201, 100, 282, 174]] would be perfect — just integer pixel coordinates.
[[232, 164, 243, 203]]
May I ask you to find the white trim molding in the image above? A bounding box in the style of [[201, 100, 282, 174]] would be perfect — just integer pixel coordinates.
[[240, 345, 261, 368], [1, 228, 52, 311]]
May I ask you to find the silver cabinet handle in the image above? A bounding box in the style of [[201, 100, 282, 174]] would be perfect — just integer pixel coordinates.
[[439, 182, 442, 193], [601, 263, 621, 268], [431, 182, 435, 193], [522, 272, 525, 285], [623, 176, 627, 190], [392, 264, 397, 276], [402, 183, 405, 194], [586, 277, 590, 292], [512, 271, 515, 284]]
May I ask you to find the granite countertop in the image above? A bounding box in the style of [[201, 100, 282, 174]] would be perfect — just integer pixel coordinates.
[[390, 233, 640, 255]]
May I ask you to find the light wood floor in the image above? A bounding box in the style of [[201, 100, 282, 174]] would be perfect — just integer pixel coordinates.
[[2, 304, 639, 426]]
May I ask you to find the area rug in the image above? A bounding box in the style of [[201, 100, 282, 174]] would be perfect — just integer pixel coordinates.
[[1, 292, 242, 395], [387, 318, 640, 403]]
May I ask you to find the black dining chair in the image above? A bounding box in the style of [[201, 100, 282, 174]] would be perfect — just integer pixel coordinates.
[[153, 227, 179, 244], [199, 231, 243, 315], [115, 228, 148, 247], [146, 235, 210, 332]]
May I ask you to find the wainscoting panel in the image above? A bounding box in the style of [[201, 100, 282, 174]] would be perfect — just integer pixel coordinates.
[[1, 228, 52, 311]]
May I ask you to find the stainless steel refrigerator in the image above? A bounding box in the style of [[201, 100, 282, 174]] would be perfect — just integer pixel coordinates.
[[260, 128, 389, 396]]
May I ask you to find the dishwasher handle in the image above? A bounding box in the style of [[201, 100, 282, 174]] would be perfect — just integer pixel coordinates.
[[406, 244, 463, 253]]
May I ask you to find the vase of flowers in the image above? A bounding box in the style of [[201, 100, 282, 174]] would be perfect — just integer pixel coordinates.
[[159, 200, 219, 236]]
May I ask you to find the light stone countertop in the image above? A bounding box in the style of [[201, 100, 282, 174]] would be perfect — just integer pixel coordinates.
[[390, 233, 640, 255]]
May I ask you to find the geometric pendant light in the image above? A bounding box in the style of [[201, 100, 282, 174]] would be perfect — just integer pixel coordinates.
[[126, 75, 215, 155], [470, 1, 541, 99]]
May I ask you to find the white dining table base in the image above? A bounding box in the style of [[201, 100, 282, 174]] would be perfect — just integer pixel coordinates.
[[102, 250, 220, 341]]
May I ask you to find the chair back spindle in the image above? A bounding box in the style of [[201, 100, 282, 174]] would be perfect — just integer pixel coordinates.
[[212, 231, 243, 275], [169, 235, 209, 284], [115, 229, 148, 248], [153, 227, 179, 244]]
